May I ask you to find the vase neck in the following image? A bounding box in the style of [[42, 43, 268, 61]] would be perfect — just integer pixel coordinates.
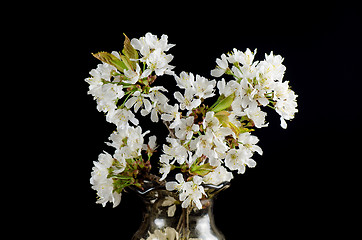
[[130, 183, 228, 240]]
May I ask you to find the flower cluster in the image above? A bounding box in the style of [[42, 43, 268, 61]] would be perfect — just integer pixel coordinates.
[[166, 173, 206, 209], [211, 48, 298, 129], [141, 227, 201, 240], [130, 32, 175, 76], [87, 33, 298, 209], [87, 33, 172, 207]]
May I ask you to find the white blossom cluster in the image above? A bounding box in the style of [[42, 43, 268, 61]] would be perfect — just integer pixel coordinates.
[[211, 48, 298, 129], [140, 227, 201, 240], [87, 33, 172, 207], [130, 32, 175, 76], [90, 152, 122, 207], [86, 33, 298, 209]]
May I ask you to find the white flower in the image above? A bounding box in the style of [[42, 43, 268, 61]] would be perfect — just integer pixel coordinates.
[[273, 81, 298, 129], [166, 173, 186, 192], [155, 34, 176, 52], [141, 227, 179, 240], [131, 32, 175, 55], [174, 71, 195, 90], [174, 90, 201, 111], [193, 75, 216, 99], [161, 104, 181, 128], [203, 111, 220, 132], [162, 137, 188, 165], [131, 33, 175, 76], [124, 64, 141, 84], [146, 48, 175, 76], [130, 33, 153, 58], [227, 48, 258, 81], [275, 96, 298, 129], [201, 112, 231, 163], [85, 68, 102, 89], [238, 132, 263, 156], [90, 152, 122, 208], [149, 103, 164, 123], [107, 128, 127, 150], [273, 81, 290, 100], [124, 63, 151, 84], [181, 176, 206, 209], [211, 53, 229, 77], [175, 116, 199, 140], [261, 51, 286, 81], [228, 48, 257, 66], [147, 86, 169, 122], [224, 148, 254, 174], [125, 91, 152, 115], [107, 126, 146, 159], [125, 126, 147, 156], [245, 103, 268, 128], [106, 108, 139, 129], [166, 174, 206, 209], [87, 62, 117, 84], [87, 82, 124, 113], [230, 95, 246, 116], [149, 86, 169, 104], [191, 130, 216, 159], [159, 154, 172, 181], [227, 48, 243, 64], [237, 78, 258, 108], [217, 79, 241, 97], [203, 166, 233, 185], [90, 152, 113, 184], [275, 95, 297, 120], [142, 135, 158, 155], [211, 128, 232, 159], [112, 152, 127, 174]]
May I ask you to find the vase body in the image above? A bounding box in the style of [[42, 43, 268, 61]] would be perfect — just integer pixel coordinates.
[[131, 182, 229, 240]]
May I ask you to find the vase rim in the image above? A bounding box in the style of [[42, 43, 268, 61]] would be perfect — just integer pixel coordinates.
[[129, 180, 230, 196]]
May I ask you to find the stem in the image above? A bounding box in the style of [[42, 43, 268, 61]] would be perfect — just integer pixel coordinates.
[[176, 206, 192, 239], [267, 104, 276, 110], [186, 206, 191, 237], [120, 91, 133, 108], [144, 173, 165, 186], [149, 75, 157, 85], [163, 120, 176, 138], [176, 208, 185, 233]]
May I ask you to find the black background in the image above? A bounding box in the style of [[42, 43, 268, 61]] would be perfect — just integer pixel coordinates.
[[39, 1, 361, 239]]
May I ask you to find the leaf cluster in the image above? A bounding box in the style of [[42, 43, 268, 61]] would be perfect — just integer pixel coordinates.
[[92, 34, 138, 73]]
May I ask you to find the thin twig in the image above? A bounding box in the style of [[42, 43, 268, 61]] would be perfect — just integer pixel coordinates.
[[186, 206, 191, 239], [163, 120, 176, 139], [176, 207, 185, 233]]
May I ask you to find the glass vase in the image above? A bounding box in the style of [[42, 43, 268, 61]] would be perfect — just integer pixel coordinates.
[[131, 181, 230, 240]]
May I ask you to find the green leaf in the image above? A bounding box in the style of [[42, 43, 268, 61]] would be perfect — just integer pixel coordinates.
[[108, 174, 133, 180], [190, 163, 215, 176], [120, 54, 133, 71], [92, 52, 127, 72], [210, 93, 235, 113], [122, 33, 138, 70]]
